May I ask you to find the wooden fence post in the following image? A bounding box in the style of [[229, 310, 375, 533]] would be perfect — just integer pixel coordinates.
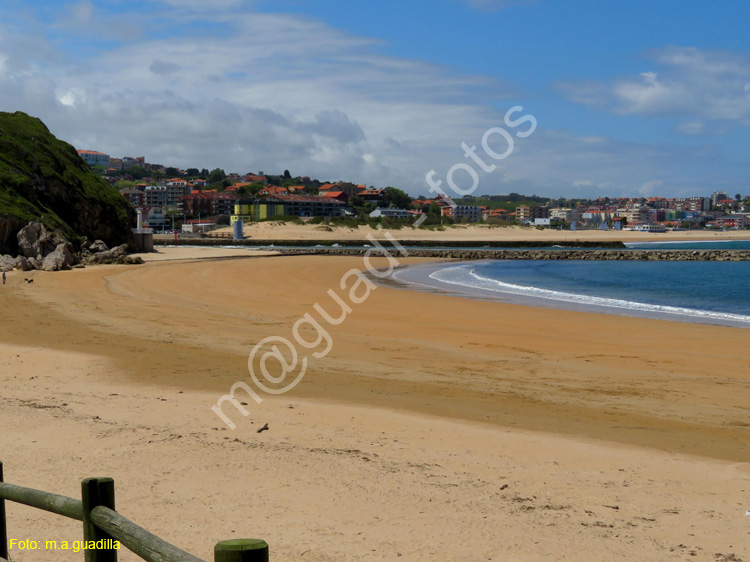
[[81, 477, 117, 562], [214, 539, 269, 562], [0, 462, 7, 561]]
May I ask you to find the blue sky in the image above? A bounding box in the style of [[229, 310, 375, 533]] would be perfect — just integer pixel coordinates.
[[2, 0, 749, 198]]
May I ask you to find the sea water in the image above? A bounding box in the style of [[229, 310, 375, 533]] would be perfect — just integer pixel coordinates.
[[391, 259, 750, 327]]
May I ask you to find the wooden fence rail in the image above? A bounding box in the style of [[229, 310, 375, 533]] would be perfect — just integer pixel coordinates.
[[0, 461, 268, 562], [0, 481, 82, 521]]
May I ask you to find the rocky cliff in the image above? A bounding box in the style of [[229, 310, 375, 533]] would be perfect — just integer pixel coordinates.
[[0, 111, 134, 254]]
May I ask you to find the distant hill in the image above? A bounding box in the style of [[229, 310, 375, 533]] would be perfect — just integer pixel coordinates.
[[0, 111, 134, 254]]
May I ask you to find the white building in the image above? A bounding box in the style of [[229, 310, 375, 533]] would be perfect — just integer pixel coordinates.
[[370, 208, 412, 219], [617, 206, 651, 225], [145, 206, 167, 229], [549, 208, 580, 222], [442, 205, 483, 222], [711, 190, 731, 209], [78, 150, 110, 167]]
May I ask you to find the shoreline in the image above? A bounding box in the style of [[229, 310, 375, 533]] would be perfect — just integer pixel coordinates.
[[382, 259, 750, 328]]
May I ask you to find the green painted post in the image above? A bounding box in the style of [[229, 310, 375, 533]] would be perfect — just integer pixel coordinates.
[[214, 539, 269, 562], [81, 477, 117, 562], [0, 462, 7, 561]]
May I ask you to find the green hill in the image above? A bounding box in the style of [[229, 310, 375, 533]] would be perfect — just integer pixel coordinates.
[[0, 111, 134, 254]]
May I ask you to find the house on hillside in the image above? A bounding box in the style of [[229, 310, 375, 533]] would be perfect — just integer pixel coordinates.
[[259, 186, 290, 197], [243, 173, 267, 184], [359, 189, 385, 205], [323, 191, 349, 204], [78, 150, 110, 167]]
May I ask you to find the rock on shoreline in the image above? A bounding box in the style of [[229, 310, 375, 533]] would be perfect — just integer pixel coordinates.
[[0, 221, 144, 272]]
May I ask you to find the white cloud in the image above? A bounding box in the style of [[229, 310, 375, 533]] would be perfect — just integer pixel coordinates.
[[0, 7, 516, 191], [475, 129, 733, 199], [675, 121, 704, 135], [149, 60, 181, 76], [0, 6, 746, 198], [66, 0, 94, 24], [612, 70, 695, 115], [56, 88, 86, 107], [558, 46, 750, 128]]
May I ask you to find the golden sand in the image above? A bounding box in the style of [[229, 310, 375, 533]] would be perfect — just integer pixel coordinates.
[[1, 248, 748, 561], [222, 221, 750, 242]]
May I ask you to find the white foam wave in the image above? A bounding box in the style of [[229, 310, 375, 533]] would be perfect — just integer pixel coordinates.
[[428, 265, 750, 324]]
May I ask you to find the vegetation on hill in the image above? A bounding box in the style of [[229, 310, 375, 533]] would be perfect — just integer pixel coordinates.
[[0, 111, 135, 254]]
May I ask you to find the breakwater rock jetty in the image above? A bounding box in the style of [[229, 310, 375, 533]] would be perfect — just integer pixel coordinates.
[[275, 248, 750, 261]]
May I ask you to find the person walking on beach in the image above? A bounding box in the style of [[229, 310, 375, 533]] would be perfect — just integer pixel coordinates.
[[2, 271, 5, 285]]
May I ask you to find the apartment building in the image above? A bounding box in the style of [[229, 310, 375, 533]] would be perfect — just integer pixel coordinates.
[[670, 197, 710, 213], [441, 204, 483, 222], [182, 192, 240, 216], [144, 186, 168, 208], [617, 206, 650, 224], [549, 207, 580, 222], [120, 188, 145, 208], [714, 215, 749, 229], [78, 150, 110, 167], [516, 205, 550, 223]]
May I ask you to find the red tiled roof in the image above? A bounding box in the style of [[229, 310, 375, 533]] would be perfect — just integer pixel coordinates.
[[227, 182, 251, 191], [260, 186, 289, 195]]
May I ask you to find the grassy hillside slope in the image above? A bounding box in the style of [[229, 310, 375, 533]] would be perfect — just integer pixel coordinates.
[[0, 111, 134, 254]]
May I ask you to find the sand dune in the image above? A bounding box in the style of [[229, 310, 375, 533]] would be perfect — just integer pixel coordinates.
[[1, 249, 748, 561]]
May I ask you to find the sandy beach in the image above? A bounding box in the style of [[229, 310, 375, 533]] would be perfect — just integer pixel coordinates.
[[1, 247, 749, 561], [217, 221, 750, 243]]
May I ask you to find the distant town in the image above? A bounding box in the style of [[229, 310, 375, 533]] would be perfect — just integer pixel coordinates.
[[79, 150, 750, 233]]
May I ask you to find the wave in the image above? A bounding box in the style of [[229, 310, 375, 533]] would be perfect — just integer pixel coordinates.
[[428, 264, 750, 325]]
